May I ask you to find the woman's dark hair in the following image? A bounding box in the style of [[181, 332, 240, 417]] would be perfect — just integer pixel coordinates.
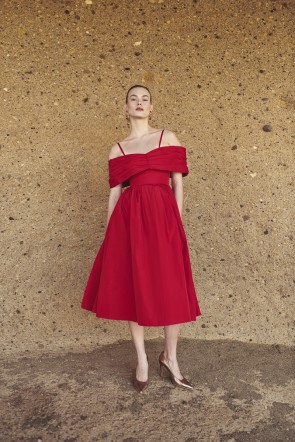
[[125, 84, 152, 104]]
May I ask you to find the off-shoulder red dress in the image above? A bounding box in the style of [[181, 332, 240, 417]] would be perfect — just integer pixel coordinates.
[[81, 129, 201, 326]]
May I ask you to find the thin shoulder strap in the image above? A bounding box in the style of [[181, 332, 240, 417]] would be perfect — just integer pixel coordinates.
[[158, 129, 165, 148], [117, 142, 125, 156]]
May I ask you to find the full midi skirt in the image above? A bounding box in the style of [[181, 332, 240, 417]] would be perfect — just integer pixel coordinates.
[[81, 169, 201, 326]]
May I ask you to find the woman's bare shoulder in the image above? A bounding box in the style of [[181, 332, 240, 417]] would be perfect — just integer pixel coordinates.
[[162, 129, 184, 147], [108, 143, 122, 160]]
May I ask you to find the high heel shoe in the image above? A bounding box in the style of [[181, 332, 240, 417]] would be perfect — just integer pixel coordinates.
[[159, 351, 193, 391], [133, 356, 149, 393]]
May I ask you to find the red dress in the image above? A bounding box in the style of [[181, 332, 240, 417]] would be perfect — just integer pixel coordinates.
[[81, 129, 201, 326]]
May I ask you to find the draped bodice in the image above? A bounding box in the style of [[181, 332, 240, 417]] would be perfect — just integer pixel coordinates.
[[129, 169, 170, 187], [108, 145, 189, 188]]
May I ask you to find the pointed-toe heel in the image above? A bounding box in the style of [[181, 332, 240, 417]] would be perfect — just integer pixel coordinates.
[[158, 351, 193, 391], [133, 377, 149, 393]]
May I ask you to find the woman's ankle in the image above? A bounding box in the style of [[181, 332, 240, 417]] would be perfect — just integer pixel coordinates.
[[163, 351, 177, 364], [137, 352, 148, 363]]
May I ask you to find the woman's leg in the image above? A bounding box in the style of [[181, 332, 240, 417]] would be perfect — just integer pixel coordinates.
[[163, 323, 183, 379], [128, 321, 148, 382]]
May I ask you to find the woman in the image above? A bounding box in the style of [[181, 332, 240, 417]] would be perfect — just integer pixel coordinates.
[[81, 84, 201, 392]]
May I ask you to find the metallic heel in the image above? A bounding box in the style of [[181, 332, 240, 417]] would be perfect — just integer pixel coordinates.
[[158, 351, 193, 391], [160, 363, 166, 378]]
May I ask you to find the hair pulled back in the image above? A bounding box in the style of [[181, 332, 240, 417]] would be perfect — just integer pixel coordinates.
[[125, 84, 152, 104]]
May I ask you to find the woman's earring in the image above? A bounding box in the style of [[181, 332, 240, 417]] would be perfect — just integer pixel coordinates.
[[149, 111, 152, 120]]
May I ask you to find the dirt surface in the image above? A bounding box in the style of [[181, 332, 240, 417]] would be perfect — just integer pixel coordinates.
[[1, 338, 294, 441]]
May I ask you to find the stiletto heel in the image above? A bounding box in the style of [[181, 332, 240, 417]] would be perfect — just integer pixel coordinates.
[[133, 355, 149, 393], [158, 351, 193, 391], [159, 364, 165, 378]]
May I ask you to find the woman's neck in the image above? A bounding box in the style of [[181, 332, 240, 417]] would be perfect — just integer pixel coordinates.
[[128, 119, 154, 138]]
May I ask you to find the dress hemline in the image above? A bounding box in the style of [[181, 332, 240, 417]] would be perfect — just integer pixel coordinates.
[[81, 304, 202, 327]]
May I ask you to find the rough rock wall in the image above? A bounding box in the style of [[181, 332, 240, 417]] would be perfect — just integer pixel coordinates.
[[1, 0, 294, 356]]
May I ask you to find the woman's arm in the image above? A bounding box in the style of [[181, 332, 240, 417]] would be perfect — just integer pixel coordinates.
[[163, 130, 184, 220], [171, 172, 183, 220], [106, 143, 124, 225], [106, 185, 122, 225]]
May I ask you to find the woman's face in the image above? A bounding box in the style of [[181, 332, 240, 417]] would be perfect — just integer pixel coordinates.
[[125, 87, 153, 119]]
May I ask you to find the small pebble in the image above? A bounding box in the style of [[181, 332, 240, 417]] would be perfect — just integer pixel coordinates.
[[263, 124, 272, 132]]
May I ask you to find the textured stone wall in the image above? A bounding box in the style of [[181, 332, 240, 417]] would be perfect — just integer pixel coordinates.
[[1, 0, 294, 356]]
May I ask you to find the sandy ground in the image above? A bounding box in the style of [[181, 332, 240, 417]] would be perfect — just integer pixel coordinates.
[[1, 338, 294, 442]]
